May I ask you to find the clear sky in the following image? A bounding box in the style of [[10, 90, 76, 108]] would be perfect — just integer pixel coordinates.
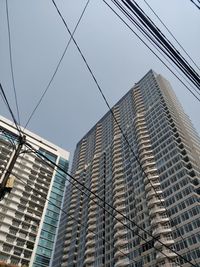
[[0, 0, 199, 161]]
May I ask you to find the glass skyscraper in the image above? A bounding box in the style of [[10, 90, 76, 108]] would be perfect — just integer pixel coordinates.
[[0, 116, 69, 267], [56, 70, 200, 267]]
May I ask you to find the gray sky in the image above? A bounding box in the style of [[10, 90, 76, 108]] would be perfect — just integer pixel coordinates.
[[0, 0, 200, 160]]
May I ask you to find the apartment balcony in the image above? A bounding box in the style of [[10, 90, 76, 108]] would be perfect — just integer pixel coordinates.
[[152, 226, 172, 236], [142, 161, 156, 170], [114, 257, 130, 267], [86, 238, 95, 247], [154, 238, 174, 248], [114, 248, 129, 259], [114, 220, 127, 230], [117, 204, 126, 213], [113, 169, 123, 177], [114, 229, 127, 239], [113, 163, 123, 171], [64, 239, 71, 246], [113, 178, 124, 186], [113, 190, 125, 200], [84, 255, 95, 264], [139, 139, 151, 147], [139, 148, 153, 157], [62, 254, 68, 261], [151, 216, 169, 226], [148, 197, 164, 208], [88, 209, 96, 217], [147, 189, 163, 200], [86, 232, 95, 239], [88, 224, 96, 231], [113, 149, 122, 156], [115, 212, 125, 220], [88, 217, 96, 225], [140, 154, 154, 162], [113, 197, 125, 206], [90, 183, 98, 191], [91, 175, 99, 182], [85, 246, 95, 255], [63, 246, 70, 254], [156, 250, 177, 261], [144, 175, 159, 185], [88, 204, 97, 212], [149, 206, 166, 216], [145, 166, 158, 174], [113, 183, 125, 193], [145, 182, 156, 192]]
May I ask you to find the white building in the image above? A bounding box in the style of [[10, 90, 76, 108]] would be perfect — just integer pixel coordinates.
[[0, 116, 69, 267]]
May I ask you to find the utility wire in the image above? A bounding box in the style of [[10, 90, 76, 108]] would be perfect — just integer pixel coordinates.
[[26, 142, 196, 267], [119, 0, 200, 89], [143, 0, 200, 72], [0, 83, 22, 136], [23, 0, 90, 131], [5, 0, 21, 126], [190, 0, 200, 10], [50, 2, 198, 266], [104, 0, 200, 101]]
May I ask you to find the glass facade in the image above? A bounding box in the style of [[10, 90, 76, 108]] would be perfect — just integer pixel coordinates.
[[32, 157, 69, 267]]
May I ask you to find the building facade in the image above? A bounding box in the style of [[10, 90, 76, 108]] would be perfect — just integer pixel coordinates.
[[59, 70, 200, 267], [0, 116, 69, 267]]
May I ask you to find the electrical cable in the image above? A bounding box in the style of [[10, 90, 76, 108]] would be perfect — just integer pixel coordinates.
[[26, 142, 197, 267], [0, 83, 22, 136], [190, 0, 200, 10], [119, 0, 200, 89], [50, 2, 199, 265], [23, 0, 90, 131], [5, 0, 21, 126], [143, 0, 200, 72], [104, 0, 200, 101]]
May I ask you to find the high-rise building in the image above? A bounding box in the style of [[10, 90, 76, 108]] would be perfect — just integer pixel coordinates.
[[58, 70, 200, 267], [0, 116, 69, 267]]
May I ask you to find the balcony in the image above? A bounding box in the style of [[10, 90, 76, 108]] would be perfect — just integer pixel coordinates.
[[84, 255, 95, 264], [152, 226, 172, 236], [85, 246, 95, 255], [149, 206, 166, 216], [151, 216, 169, 226], [85, 238, 95, 246], [154, 238, 174, 248], [114, 257, 130, 267], [114, 229, 127, 239], [156, 250, 177, 261], [148, 197, 164, 208]]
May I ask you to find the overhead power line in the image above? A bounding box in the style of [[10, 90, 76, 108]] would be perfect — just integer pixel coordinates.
[[124, 0, 200, 90], [25, 142, 197, 267], [0, 83, 22, 136], [5, 0, 21, 126], [23, 0, 90, 131], [190, 0, 200, 10], [115, 0, 200, 89], [143, 0, 200, 72], [103, 0, 200, 102]]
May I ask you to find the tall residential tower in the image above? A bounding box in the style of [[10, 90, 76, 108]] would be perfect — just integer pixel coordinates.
[[57, 70, 200, 267], [0, 116, 69, 267]]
